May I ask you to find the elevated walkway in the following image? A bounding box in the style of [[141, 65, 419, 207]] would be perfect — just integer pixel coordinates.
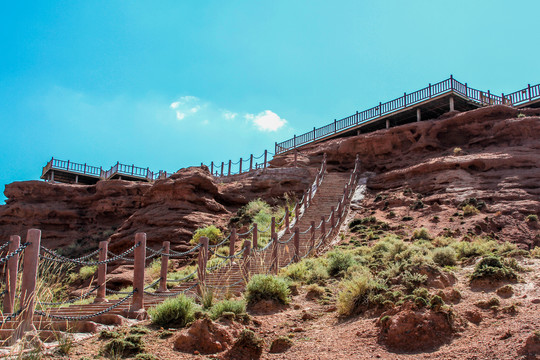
[[275, 77, 540, 154]]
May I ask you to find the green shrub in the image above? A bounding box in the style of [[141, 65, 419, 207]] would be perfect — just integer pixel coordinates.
[[129, 326, 150, 335], [463, 204, 480, 216], [102, 335, 144, 358], [148, 294, 196, 327], [201, 289, 214, 310], [190, 225, 223, 245], [305, 284, 326, 298], [245, 274, 290, 305], [471, 256, 517, 282], [337, 271, 387, 316], [401, 216, 413, 222], [135, 354, 159, 360], [410, 200, 424, 210], [412, 228, 431, 241], [327, 250, 356, 277], [401, 271, 428, 291], [432, 247, 457, 267], [526, 214, 538, 222], [210, 299, 246, 320], [280, 258, 329, 285], [458, 197, 486, 211], [99, 330, 122, 339]]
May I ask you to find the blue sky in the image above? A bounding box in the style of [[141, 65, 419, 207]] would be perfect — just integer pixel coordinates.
[[1, 1, 539, 203]]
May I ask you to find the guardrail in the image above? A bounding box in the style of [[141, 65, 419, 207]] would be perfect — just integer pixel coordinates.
[[42, 158, 173, 182], [275, 76, 540, 154]]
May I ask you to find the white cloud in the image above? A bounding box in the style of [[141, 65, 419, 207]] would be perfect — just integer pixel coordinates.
[[175, 111, 185, 120], [246, 110, 287, 132], [222, 110, 237, 120], [170, 101, 180, 109]]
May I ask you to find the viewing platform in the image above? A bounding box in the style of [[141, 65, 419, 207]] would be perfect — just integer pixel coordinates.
[[41, 159, 172, 185], [275, 76, 540, 154]]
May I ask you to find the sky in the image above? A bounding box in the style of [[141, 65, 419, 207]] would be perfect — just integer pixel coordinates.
[[1, 1, 539, 203]]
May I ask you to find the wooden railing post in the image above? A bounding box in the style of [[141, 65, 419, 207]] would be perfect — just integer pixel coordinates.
[[13, 229, 41, 342], [293, 227, 300, 262], [284, 207, 290, 234], [334, 119, 337, 133], [210, 162, 214, 175], [221, 162, 224, 177], [94, 241, 108, 303], [239, 157, 243, 174], [242, 240, 252, 280], [465, 82, 468, 97], [229, 228, 237, 257], [271, 233, 279, 275], [428, 83, 431, 98], [450, 74, 454, 90], [271, 217, 276, 242], [158, 241, 170, 292], [264, 150, 268, 170], [249, 154, 253, 171], [309, 221, 316, 253], [528, 84, 532, 101], [252, 223, 258, 249], [3, 235, 20, 314], [197, 237, 209, 296], [228, 160, 232, 176], [129, 233, 146, 316]]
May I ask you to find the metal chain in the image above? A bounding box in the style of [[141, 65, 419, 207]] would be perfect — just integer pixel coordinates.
[[299, 225, 312, 234], [107, 250, 134, 262], [0, 309, 22, 326], [206, 257, 229, 272], [277, 233, 294, 244], [35, 291, 135, 321], [40, 284, 101, 306], [165, 243, 203, 257], [0, 242, 30, 266], [237, 226, 254, 237], [166, 270, 197, 282], [41, 242, 140, 266], [0, 241, 11, 253], [73, 249, 101, 261], [208, 235, 230, 249]]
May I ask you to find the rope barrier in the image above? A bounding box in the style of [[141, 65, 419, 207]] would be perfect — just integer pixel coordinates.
[[208, 235, 230, 249], [277, 233, 295, 245], [237, 226, 254, 237], [35, 291, 135, 321]]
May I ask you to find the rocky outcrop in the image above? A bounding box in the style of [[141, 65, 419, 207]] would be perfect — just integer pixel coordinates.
[[0, 166, 310, 253]]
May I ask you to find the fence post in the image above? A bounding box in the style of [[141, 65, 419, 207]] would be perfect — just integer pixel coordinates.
[[465, 83, 468, 97], [228, 160, 232, 176], [379, 102, 382, 116], [271, 217, 276, 243], [428, 83, 431, 98], [129, 233, 146, 316], [94, 241, 109, 303], [13, 229, 41, 342], [293, 227, 300, 262], [250, 154, 253, 171], [330, 207, 335, 230], [450, 74, 454, 90], [210, 162, 214, 175], [157, 241, 170, 293], [284, 206, 290, 234], [313, 127, 316, 140], [310, 221, 316, 254], [229, 228, 237, 257], [334, 119, 337, 133], [271, 233, 279, 275], [221, 162, 224, 177], [252, 223, 258, 249], [4, 235, 20, 314], [528, 84, 532, 101], [264, 150, 268, 170], [197, 237, 209, 296], [403, 92, 407, 107], [242, 240, 251, 280], [239, 158, 243, 174]]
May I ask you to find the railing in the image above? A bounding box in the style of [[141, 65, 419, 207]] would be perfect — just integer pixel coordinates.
[[41, 158, 102, 178], [43, 158, 172, 182], [275, 76, 540, 154], [205, 150, 272, 178]]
